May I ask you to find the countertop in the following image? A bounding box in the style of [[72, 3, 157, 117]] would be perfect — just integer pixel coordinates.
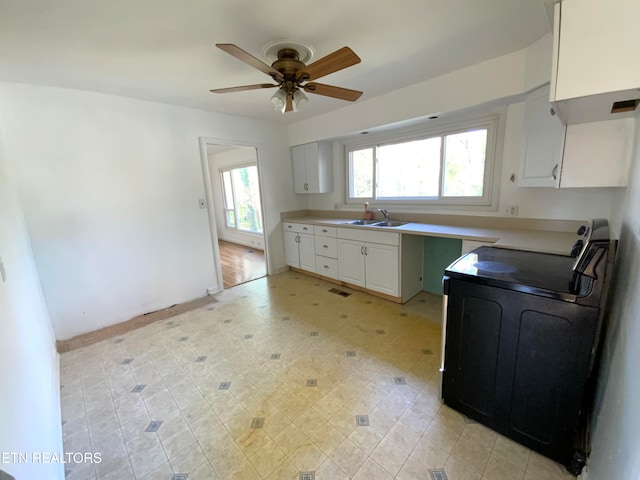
[[284, 216, 580, 256]]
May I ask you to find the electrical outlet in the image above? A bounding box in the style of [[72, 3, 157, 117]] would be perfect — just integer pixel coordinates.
[[503, 204, 519, 217], [198, 199, 207, 209]]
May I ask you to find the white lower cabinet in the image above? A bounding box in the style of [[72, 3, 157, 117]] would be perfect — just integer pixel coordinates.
[[337, 239, 367, 286], [315, 256, 339, 279], [337, 234, 400, 297], [314, 225, 339, 279], [284, 222, 423, 302], [283, 223, 315, 272]]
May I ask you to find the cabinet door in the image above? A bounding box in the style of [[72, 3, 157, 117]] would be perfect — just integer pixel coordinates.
[[554, 0, 640, 103], [519, 85, 565, 187], [303, 143, 320, 192], [338, 239, 365, 287], [365, 243, 399, 296], [560, 118, 635, 188], [297, 233, 316, 272], [284, 231, 300, 267], [291, 142, 333, 194], [291, 144, 308, 193]]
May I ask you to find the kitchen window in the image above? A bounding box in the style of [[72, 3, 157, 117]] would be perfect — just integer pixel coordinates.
[[220, 164, 263, 234], [346, 116, 499, 208]]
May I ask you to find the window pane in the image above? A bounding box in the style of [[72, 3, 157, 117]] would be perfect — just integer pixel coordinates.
[[443, 129, 487, 197], [231, 166, 263, 234], [377, 138, 441, 198], [226, 210, 235, 228], [350, 148, 373, 198], [222, 171, 234, 208]]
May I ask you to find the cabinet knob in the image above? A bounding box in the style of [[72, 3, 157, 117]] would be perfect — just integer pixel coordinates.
[[324, 265, 329, 269], [303, 227, 308, 230], [552, 164, 558, 180], [323, 245, 328, 248]]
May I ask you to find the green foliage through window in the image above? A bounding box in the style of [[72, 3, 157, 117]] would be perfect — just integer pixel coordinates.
[[347, 118, 495, 206]]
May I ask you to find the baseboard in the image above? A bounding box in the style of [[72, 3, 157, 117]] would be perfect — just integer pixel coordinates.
[[56, 295, 217, 353]]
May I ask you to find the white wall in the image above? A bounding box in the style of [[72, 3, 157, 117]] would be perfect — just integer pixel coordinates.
[[0, 82, 297, 340], [207, 146, 265, 249], [287, 34, 554, 146], [0, 124, 64, 479], [586, 116, 640, 479]]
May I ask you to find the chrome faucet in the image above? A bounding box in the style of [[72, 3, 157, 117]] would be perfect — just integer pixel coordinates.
[[378, 208, 390, 221]]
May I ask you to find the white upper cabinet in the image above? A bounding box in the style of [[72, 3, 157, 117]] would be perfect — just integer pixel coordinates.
[[291, 142, 333, 194], [551, 0, 640, 123], [521, 84, 635, 188], [520, 84, 566, 187]]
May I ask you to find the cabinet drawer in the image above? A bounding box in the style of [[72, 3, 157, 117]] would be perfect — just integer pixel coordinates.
[[283, 222, 314, 234], [314, 237, 338, 258], [314, 225, 337, 237], [315, 255, 339, 279]]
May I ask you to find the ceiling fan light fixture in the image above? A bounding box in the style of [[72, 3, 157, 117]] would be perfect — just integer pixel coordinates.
[[271, 88, 287, 113], [292, 89, 308, 113]]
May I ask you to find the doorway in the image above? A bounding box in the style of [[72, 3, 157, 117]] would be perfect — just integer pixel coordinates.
[[201, 141, 267, 290]]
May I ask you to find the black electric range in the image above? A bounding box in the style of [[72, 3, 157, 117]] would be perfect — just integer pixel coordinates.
[[440, 219, 613, 474]]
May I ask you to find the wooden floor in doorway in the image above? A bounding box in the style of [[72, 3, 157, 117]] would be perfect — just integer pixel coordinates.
[[218, 240, 266, 288]]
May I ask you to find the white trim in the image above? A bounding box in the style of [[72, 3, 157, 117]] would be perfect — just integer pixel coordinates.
[[198, 137, 270, 292], [343, 109, 505, 212]]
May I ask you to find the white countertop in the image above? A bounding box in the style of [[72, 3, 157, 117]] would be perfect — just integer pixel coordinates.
[[284, 217, 578, 256]]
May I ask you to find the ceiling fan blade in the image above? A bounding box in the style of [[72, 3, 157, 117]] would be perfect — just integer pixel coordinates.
[[297, 46, 361, 81], [216, 44, 284, 80], [285, 95, 293, 112], [303, 82, 363, 102], [210, 83, 278, 94]]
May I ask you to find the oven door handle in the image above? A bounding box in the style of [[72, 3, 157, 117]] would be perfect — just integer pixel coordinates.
[[439, 276, 450, 373]]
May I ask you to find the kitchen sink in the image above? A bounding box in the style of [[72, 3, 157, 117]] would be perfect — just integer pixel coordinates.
[[343, 219, 381, 225], [370, 221, 408, 227], [343, 219, 408, 227]]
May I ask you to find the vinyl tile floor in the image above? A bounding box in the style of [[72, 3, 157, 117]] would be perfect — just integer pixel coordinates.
[[60, 271, 576, 480]]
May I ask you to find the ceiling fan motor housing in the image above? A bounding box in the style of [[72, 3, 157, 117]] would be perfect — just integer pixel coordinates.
[[272, 49, 307, 87]]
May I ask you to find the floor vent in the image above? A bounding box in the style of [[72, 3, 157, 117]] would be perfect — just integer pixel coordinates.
[[329, 288, 351, 297], [429, 469, 448, 480]]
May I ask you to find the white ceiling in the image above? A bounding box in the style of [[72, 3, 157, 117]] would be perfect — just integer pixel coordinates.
[[0, 0, 551, 124]]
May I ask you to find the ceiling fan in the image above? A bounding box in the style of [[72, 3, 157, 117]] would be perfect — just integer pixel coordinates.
[[210, 41, 363, 113]]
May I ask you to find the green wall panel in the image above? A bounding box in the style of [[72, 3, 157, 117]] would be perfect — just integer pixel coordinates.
[[423, 237, 463, 294]]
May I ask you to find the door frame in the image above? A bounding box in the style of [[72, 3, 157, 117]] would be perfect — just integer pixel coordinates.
[[198, 136, 269, 292]]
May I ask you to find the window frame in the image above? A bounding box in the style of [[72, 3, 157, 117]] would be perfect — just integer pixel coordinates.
[[219, 163, 264, 235], [344, 114, 502, 210]]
